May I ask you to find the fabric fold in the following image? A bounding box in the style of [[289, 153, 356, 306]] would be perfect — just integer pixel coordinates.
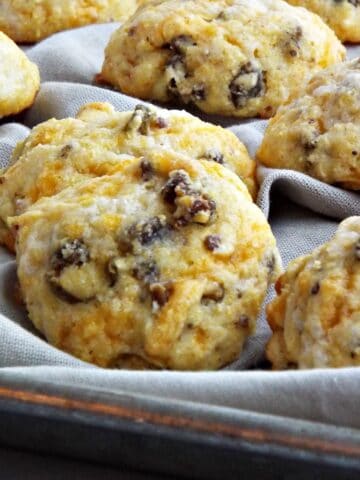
[[0, 24, 359, 426]]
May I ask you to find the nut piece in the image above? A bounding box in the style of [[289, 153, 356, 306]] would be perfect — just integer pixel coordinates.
[[161, 170, 192, 204], [203, 149, 224, 164], [140, 159, 154, 181], [128, 216, 170, 246], [204, 235, 221, 251], [162, 170, 216, 227], [47, 239, 106, 303], [108, 256, 128, 287], [184, 197, 216, 225], [150, 281, 174, 308], [191, 84, 206, 102], [229, 62, 265, 108], [282, 26, 303, 58], [124, 105, 167, 135], [50, 239, 90, 275], [164, 35, 197, 102], [133, 260, 160, 284]]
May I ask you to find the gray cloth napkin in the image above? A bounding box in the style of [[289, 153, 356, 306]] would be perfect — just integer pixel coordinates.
[[0, 24, 359, 427]]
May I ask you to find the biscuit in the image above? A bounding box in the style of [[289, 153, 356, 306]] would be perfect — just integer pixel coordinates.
[[257, 59, 360, 190], [0, 102, 255, 251], [0, 0, 144, 43], [0, 32, 40, 119], [267, 216, 360, 369], [286, 0, 360, 43], [100, 0, 345, 118], [11, 151, 281, 370]]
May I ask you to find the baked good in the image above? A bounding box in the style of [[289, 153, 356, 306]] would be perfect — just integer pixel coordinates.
[[257, 59, 360, 190], [0, 0, 145, 43], [77, 102, 256, 195], [0, 102, 255, 251], [11, 151, 281, 370], [0, 32, 40, 119], [286, 0, 360, 43], [267, 216, 360, 369], [99, 0, 345, 118]]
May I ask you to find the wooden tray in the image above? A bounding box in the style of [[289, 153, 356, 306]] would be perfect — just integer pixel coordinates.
[[0, 377, 359, 479]]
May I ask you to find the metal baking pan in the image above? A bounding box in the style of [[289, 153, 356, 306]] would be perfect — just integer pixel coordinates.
[[0, 376, 358, 479]]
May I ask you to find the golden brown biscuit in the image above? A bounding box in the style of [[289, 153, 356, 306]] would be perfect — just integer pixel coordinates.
[[100, 0, 345, 118], [12, 151, 281, 370], [286, 0, 360, 43], [0, 32, 40, 119], [257, 59, 360, 190], [267, 216, 360, 369], [0, 102, 255, 251], [0, 0, 145, 43]]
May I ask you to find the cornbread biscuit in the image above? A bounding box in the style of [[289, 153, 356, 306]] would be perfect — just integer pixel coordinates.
[[267, 217, 360, 370], [100, 0, 345, 118], [257, 59, 360, 190], [11, 151, 281, 370], [0, 32, 40, 119], [0, 102, 255, 251], [286, 0, 360, 43], [0, 0, 144, 43]]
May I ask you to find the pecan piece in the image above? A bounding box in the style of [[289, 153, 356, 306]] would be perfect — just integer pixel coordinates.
[[164, 35, 196, 100], [140, 158, 154, 181], [282, 26, 303, 58], [203, 149, 224, 164], [107, 257, 127, 287], [47, 240, 106, 303], [191, 84, 206, 102], [302, 121, 320, 153], [229, 62, 265, 108], [50, 239, 89, 275], [161, 170, 192, 204], [133, 260, 160, 284], [189, 197, 216, 224], [128, 216, 169, 246], [204, 235, 221, 251], [150, 281, 174, 308], [162, 170, 216, 227], [124, 105, 167, 135], [174, 194, 216, 227], [166, 59, 187, 98], [59, 144, 73, 159]]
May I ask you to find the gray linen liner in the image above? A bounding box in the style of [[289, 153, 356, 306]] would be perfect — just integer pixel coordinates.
[[0, 24, 359, 428]]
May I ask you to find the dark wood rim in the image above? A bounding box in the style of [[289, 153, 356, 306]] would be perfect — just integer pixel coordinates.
[[0, 384, 359, 459]]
